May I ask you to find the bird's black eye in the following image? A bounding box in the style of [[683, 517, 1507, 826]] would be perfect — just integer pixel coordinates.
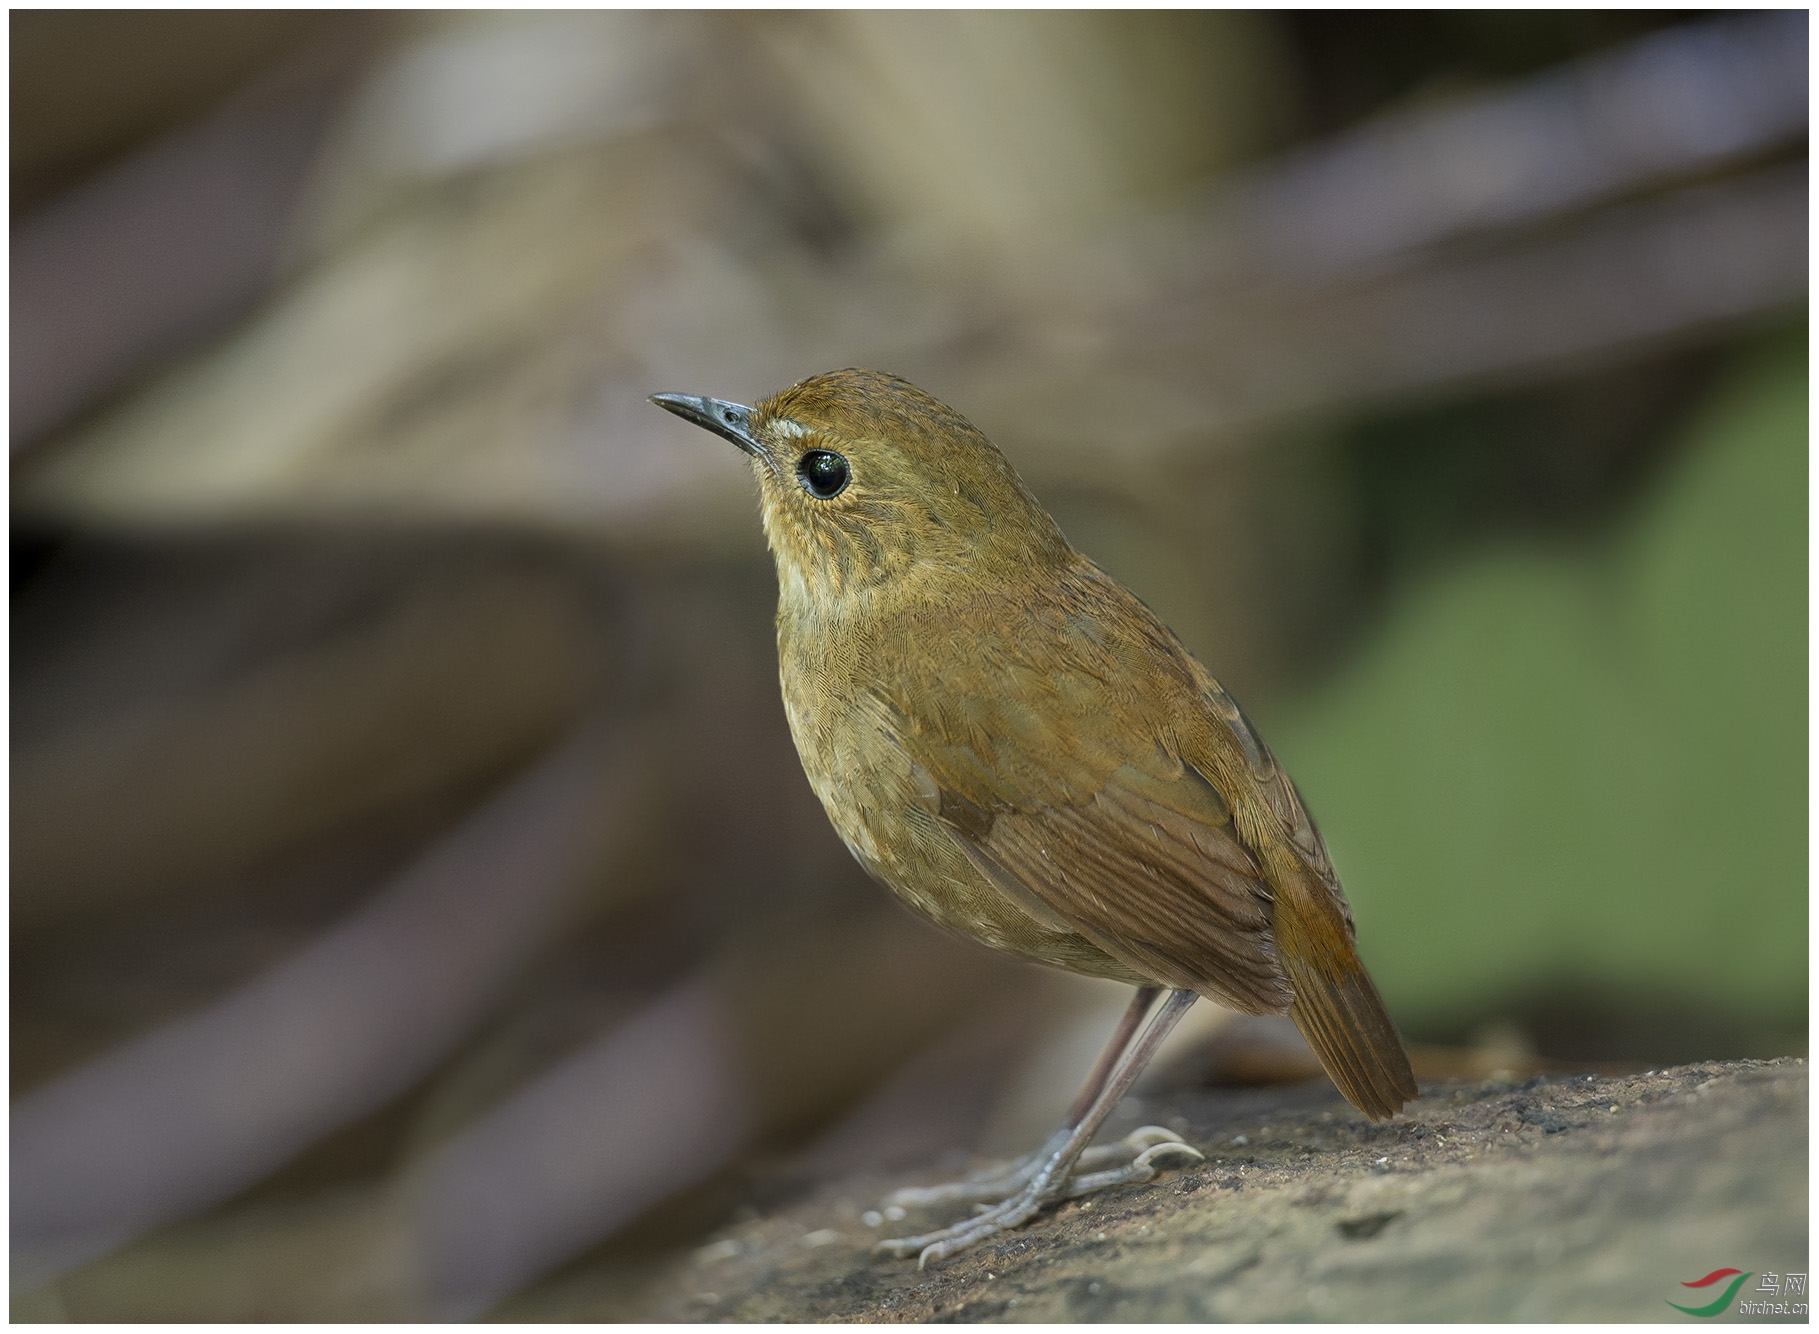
[[797, 449, 850, 499]]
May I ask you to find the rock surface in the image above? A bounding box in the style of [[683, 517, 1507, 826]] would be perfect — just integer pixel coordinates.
[[506, 1058, 1807, 1323]]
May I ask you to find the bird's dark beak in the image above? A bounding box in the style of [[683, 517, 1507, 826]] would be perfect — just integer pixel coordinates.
[[649, 392, 766, 459]]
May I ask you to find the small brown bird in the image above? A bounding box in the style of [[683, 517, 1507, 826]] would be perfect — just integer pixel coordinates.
[[651, 369, 1416, 1265]]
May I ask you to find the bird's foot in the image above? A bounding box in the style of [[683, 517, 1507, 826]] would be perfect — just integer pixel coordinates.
[[872, 1126, 1202, 1266], [879, 1124, 1188, 1209], [877, 1128, 1067, 1210]]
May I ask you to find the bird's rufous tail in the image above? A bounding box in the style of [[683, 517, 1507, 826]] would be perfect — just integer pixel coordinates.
[[1272, 873, 1417, 1121]]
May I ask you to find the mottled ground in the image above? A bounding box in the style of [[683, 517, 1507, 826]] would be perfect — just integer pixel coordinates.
[[505, 1058, 1806, 1323]]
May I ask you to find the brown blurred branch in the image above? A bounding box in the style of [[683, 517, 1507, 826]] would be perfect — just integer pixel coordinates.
[[401, 906, 1032, 1317], [9, 17, 381, 448], [11, 719, 647, 1288], [1197, 9, 1807, 277], [961, 161, 1807, 471], [12, 544, 604, 922], [401, 974, 750, 1320]]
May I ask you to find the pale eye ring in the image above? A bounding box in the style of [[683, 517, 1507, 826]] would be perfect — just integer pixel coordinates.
[[797, 449, 850, 498]]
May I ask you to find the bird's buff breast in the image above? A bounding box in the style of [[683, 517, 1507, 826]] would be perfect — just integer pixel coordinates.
[[775, 613, 1147, 984]]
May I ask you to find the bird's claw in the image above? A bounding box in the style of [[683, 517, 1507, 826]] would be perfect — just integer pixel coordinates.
[[1072, 1124, 1188, 1171], [872, 1124, 1203, 1264], [1135, 1135, 1203, 1168], [1061, 1137, 1205, 1198]]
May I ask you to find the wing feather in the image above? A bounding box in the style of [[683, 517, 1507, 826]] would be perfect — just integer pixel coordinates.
[[886, 564, 1341, 1016], [960, 763, 1291, 1012]]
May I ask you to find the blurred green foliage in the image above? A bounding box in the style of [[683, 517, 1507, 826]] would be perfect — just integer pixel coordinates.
[[1272, 332, 1806, 1032]]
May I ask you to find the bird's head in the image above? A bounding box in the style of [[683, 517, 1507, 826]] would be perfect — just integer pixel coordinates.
[[652, 368, 1071, 613]]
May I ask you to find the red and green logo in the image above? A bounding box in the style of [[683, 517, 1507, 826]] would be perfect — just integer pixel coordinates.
[[1668, 1268, 1752, 1317]]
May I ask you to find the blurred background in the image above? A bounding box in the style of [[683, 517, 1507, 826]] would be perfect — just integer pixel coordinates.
[[10, 9, 1807, 1320]]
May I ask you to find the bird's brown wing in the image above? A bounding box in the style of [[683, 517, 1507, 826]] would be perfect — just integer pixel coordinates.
[[887, 593, 1297, 1014], [884, 567, 1416, 1116], [1193, 669, 1351, 931], [934, 741, 1293, 1014]]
